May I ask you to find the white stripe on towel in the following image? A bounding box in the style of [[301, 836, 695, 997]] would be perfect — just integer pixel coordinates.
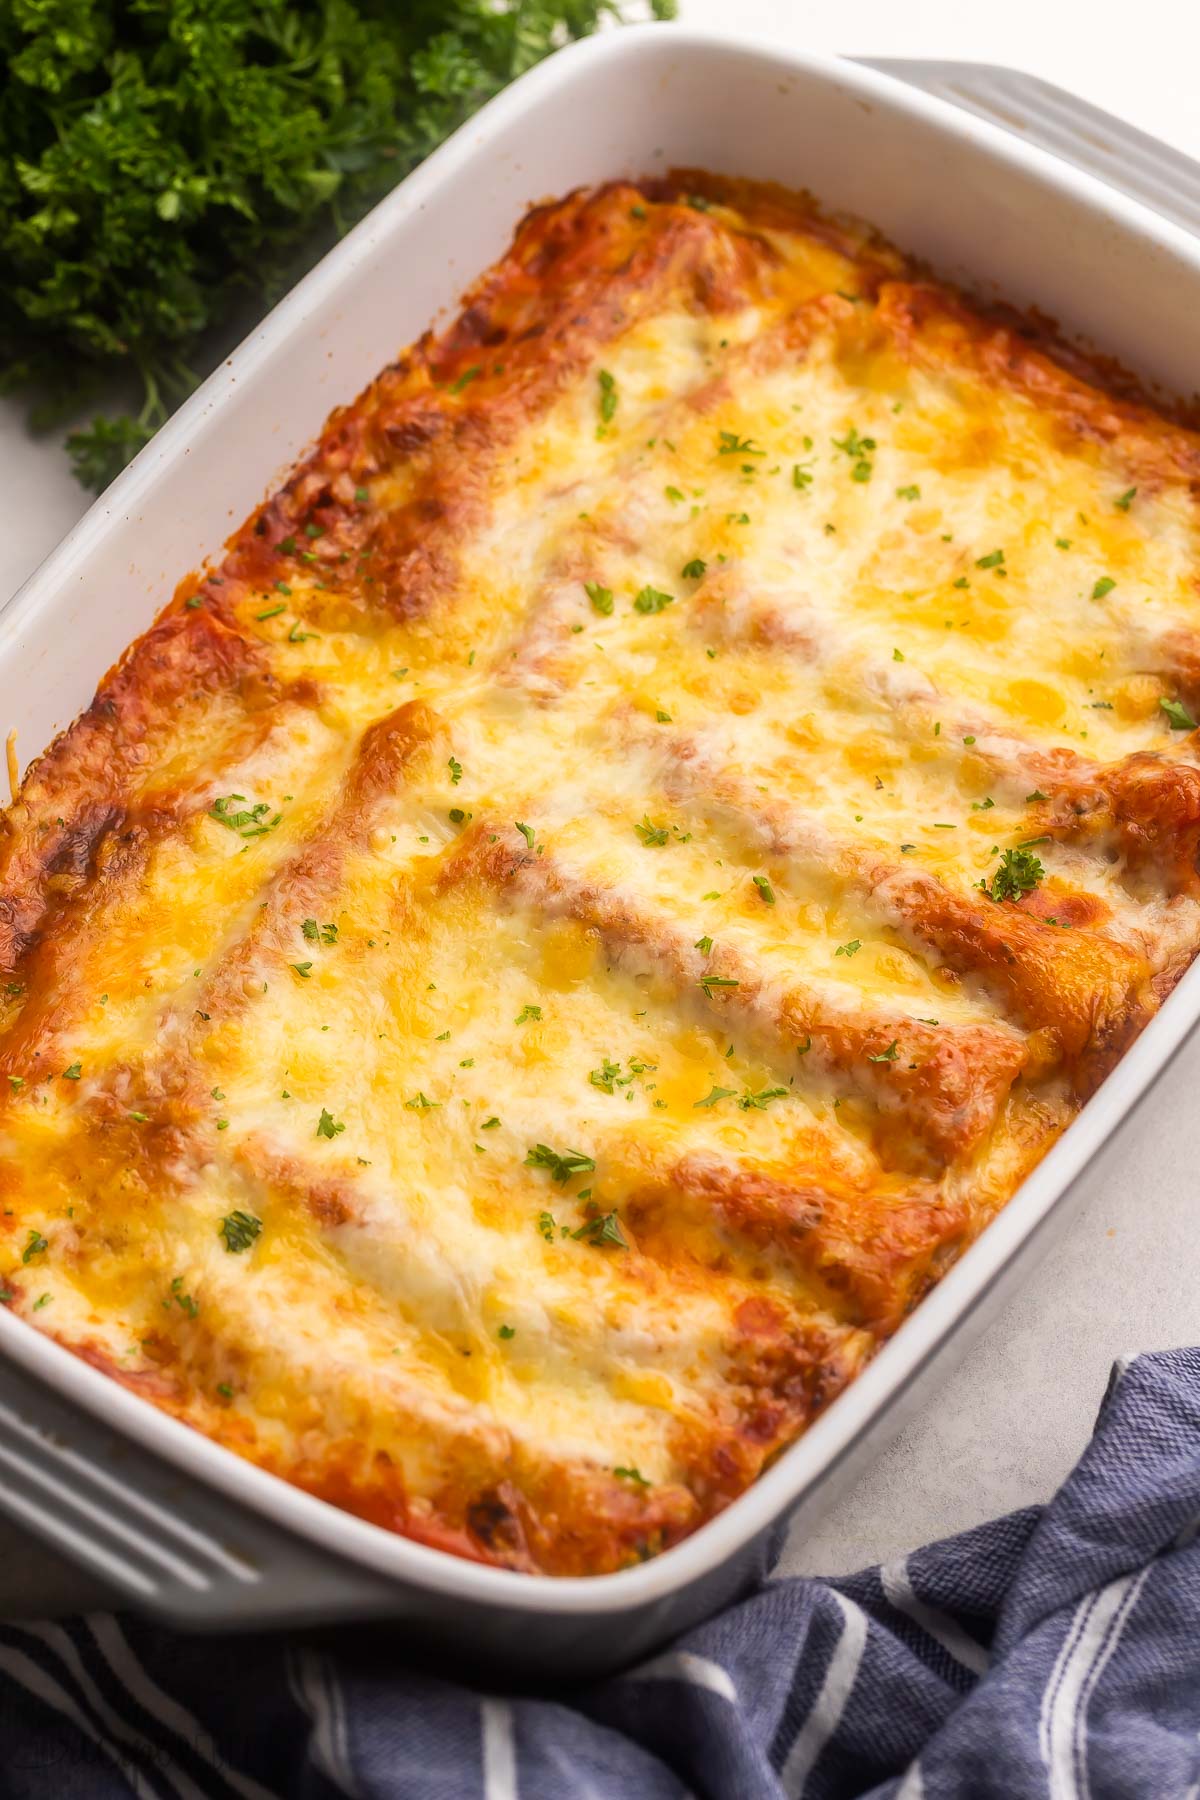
[[1040, 1568, 1148, 1800], [781, 1590, 868, 1798], [629, 1650, 738, 1703], [880, 1558, 989, 1677], [0, 1642, 162, 1799], [482, 1697, 519, 1800], [18, 1620, 209, 1800], [85, 1614, 281, 1800], [287, 1646, 360, 1799]]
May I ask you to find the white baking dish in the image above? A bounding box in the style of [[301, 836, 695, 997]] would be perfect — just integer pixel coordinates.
[[3, 26, 1200, 1676]]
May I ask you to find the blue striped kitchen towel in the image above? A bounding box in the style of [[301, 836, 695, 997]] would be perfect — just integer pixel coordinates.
[[0, 1345, 1197, 1798]]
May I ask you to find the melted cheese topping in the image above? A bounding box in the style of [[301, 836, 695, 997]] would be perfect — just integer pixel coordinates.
[[3, 174, 1200, 1575]]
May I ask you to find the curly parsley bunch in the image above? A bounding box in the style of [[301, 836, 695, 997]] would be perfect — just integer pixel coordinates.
[[0, 0, 672, 490]]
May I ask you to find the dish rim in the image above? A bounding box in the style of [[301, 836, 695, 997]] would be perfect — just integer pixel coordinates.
[[3, 20, 1200, 1615]]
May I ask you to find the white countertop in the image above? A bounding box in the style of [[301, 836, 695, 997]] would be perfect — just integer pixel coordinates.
[[2, 1, 1198, 1615]]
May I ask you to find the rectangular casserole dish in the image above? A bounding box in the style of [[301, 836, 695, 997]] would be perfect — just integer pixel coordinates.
[[3, 25, 1200, 1678]]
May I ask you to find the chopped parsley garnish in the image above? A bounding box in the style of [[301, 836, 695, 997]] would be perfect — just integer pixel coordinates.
[[405, 1092, 438, 1111], [168, 1277, 199, 1319], [834, 939, 862, 958], [219, 1210, 262, 1254], [525, 1143, 595, 1184], [1160, 697, 1198, 731], [209, 795, 282, 840], [291, 962, 312, 979], [739, 1086, 787, 1109], [1092, 576, 1116, 600], [498, 1324, 516, 1340], [62, 1062, 82, 1080], [316, 1108, 345, 1139], [450, 365, 482, 395], [597, 368, 617, 425], [448, 756, 462, 786], [832, 426, 875, 481], [635, 817, 670, 847], [694, 1085, 735, 1108], [892, 647, 904, 662], [590, 1058, 622, 1094], [256, 601, 286, 621], [699, 974, 739, 996], [752, 874, 775, 905], [514, 1004, 542, 1025], [613, 1464, 650, 1486], [481, 1116, 500, 1130], [896, 484, 921, 501], [694, 934, 713, 954], [1026, 789, 1049, 803], [975, 548, 1005, 570], [301, 918, 338, 944], [536, 1211, 557, 1242], [22, 1230, 47, 1264], [665, 485, 685, 504], [681, 558, 707, 580], [572, 1211, 627, 1248], [633, 585, 674, 615], [792, 462, 813, 490], [982, 846, 1045, 903], [868, 1040, 899, 1063], [515, 821, 536, 849], [717, 430, 763, 456], [1115, 487, 1137, 511], [585, 581, 614, 616]]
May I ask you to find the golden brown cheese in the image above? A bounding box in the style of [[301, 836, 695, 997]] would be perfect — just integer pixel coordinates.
[[2, 173, 1199, 1575]]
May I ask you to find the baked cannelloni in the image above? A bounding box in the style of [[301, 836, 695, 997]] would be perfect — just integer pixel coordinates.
[[2, 173, 1197, 1574]]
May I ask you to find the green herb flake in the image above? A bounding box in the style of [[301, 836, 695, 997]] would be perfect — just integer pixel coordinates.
[[526, 1143, 596, 1184], [597, 368, 617, 425], [1115, 487, 1137, 511], [682, 558, 707, 580], [613, 1464, 650, 1486], [982, 846, 1045, 903], [514, 1004, 542, 1025], [572, 1211, 627, 1248], [1092, 576, 1116, 600], [717, 430, 764, 457], [739, 1086, 787, 1110], [451, 365, 482, 395], [868, 1040, 900, 1063], [316, 1107, 345, 1139], [834, 940, 862, 958], [62, 1062, 82, 1080], [694, 1085, 735, 1108], [752, 874, 775, 906], [699, 974, 739, 996], [448, 755, 462, 786], [219, 1210, 262, 1254], [1160, 697, 1198, 731], [22, 1230, 47, 1264], [633, 585, 674, 615], [634, 817, 670, 847], [896, 484, 921, 501], [498, 1324, 516, 1340]]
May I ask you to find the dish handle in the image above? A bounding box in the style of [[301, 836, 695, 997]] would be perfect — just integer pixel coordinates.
[[855, 60, 1200, 240], [0, 1357, 397, 1627]]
